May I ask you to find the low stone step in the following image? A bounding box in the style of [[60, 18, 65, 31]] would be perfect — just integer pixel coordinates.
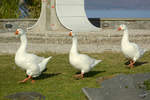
[[0, 29, 150, 54]]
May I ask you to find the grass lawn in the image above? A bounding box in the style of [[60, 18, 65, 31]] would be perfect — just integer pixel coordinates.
[[0, 51, 150, 100]]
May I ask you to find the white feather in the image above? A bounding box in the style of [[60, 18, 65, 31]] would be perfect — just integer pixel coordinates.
[[69, 32, 102, 74], [15, 29, 52, 77], [119, 24, 145, 62]]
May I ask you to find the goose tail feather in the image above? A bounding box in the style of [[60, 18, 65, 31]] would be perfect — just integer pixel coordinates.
[[39, 56, 52, 72]]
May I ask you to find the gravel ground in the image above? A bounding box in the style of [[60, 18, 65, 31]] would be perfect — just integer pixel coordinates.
[[0, 29, 150, 54]]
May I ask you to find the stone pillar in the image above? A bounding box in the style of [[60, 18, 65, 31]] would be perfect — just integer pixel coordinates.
[[27, 0, 68, 33]]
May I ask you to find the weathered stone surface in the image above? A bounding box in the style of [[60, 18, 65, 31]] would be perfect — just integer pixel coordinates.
[[101, 73, 150, 89], [5, 92, 45, 100], [83, 73, 150, 100], [0, 29, 150, 54], [0, 18, 150, 33], [83, 88, 145, 100]]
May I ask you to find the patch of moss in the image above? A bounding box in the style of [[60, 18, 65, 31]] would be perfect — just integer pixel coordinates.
[[125, 86, 128, 88], [144, 80, 150, 90]]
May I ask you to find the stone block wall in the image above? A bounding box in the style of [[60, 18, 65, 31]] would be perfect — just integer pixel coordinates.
[[0, 19, 36, 33], [89, 18, 150, 29], [0, 30, 150, 54], [0, 18, 150, 33]]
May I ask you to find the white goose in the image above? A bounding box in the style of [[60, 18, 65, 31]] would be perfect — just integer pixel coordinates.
[[69, 31, 102, 79], [15, 29, 52, 83], [118, 24, 146, 68]]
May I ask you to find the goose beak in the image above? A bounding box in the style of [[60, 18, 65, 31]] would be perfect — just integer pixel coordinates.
[[15, 30, 19, 35], [69, 31, 72, 36], [118, 27, 122, 31]]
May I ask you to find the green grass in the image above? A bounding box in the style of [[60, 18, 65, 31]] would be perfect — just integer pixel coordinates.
[[0, 51, 150, 100], [0, 0, 19, 18], [0, 0, 41, 18], [144, 80, 150, 90]]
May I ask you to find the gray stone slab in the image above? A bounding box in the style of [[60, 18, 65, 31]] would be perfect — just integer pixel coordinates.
[[101, 74, 135, 89], [101, 73, 150, 89], [83, 73, 150, 100], [5, 92, 45, 100], [130, 73, 150, 82], [83, 88, 145, 100]]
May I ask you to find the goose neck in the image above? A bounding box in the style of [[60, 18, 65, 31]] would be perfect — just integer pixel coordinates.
[[122, 29, 129, 42], [71, 36, 78, 54], [18, 34, 27, 53]]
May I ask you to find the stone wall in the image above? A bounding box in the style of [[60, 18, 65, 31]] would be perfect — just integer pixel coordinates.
[[0, 18, 150, 33], [89, 18, 150, 29], [0, 30, 150, 54], [0, 19, 36, 33], [101, 18, 150, 29]]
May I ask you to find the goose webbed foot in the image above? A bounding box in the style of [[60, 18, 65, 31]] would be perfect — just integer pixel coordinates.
[[18, 75, 34, 83], [31, 79, 35, 83], [74, 73, 84, 79], [128, 60, 135, 69]]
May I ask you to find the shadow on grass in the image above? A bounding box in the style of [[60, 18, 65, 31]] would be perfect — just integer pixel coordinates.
[[85, 71, 106, 77], [134, 62, 148, 67], [124, 61, 148, 67], [33, 73, 61, 80], [76, 70, 105, 78]]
